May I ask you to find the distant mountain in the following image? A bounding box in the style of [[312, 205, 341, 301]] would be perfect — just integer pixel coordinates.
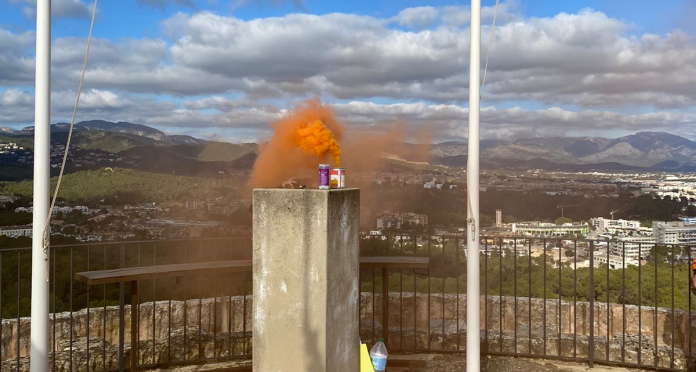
[[0, 127, 19, 135], [433, 155, 646, 172], [563, 138, 610, 158], [118, 145, 254, 176], [20, 120, 206, 146], [72, 131, 151, 153], [429, 140, 505, 157], [3, 121, 258, 178], [428, 132, 696, 168], [8, 118, 696, 173], [612, 132, 696, 152], [76, 120, 168, 142], [164, 142, 257, 162], [168, 135, 207, 145]]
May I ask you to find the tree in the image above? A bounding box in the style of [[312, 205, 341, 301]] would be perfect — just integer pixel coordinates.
[[686, 205, 696, 216], [480, 214, 494, 227], [555, 217, 572, 225], [503, 215, 518, 224]]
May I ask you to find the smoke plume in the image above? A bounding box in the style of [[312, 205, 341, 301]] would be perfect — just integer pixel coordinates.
[[249, 99, 344, 188], [296, 120, 341, 166]]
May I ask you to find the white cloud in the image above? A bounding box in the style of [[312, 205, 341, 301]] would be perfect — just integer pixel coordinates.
[[393, 7, 439, 29], [16, 0, 93, 19], [0, 29, 35, 85], [441, 0, 521, 27], [330, 101, 696, 140], [1, 3, 695, 141], [155, 9, 696, 108], [2, 88, 694, 142], [5, 6, 695, 109]]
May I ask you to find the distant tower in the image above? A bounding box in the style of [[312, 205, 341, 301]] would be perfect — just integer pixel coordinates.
[[496, 209, 502, 228]]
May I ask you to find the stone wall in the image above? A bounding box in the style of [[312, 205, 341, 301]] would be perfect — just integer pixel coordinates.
[[1, 296, 252, 371], [359, 293, 695, 369], [359, 293, 694, 349], [2, 293, 695, 370]]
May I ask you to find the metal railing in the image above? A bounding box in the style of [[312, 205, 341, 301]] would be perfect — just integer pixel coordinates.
[[358, 234, 696, 371], [0, 237, 253, 372], [2, 234, 695, 371]]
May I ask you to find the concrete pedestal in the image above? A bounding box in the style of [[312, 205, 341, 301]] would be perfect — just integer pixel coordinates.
[[253, 188, 360, 372]]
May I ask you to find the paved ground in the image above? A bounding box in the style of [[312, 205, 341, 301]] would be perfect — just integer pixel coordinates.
[[142, 355, 642, 372], [390, 355, 642, 372]]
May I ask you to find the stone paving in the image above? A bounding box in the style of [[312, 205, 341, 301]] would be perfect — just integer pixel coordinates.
[[137, 355, 650, 372], [389, 355, 645, 372]]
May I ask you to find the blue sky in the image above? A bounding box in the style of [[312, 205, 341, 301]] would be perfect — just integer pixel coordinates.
[[0, 0, 695, 141], [2, 0, 692, 37]]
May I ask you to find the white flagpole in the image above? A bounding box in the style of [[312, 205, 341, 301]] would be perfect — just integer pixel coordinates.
[[467, 0, 481, 371], [31, 1, 51, 372]]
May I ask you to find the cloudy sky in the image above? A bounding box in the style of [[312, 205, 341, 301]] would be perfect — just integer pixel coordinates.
[[0, 0, 695, 142]]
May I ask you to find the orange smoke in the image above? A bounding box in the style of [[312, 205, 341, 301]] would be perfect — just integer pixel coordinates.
[[296, 120, 341, 166], [249, 99, 344, 188]]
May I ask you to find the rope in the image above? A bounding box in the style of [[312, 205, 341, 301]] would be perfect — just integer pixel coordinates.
[[481, 0, 498, 90], [467, 0, 498, 241], [42, 0, 99, 280]]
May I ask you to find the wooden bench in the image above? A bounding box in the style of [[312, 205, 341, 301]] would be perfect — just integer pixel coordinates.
[[75, 256, 429, 371], [75, 260, 253, 372]]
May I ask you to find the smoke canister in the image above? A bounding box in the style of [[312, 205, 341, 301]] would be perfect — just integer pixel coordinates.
[[319, 164, 330, 189], [330, 168, 345, 189]]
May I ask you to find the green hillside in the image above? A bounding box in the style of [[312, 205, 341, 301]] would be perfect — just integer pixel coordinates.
[[167, 142, 257, 162], [0, 166, 32, 181], [0, 168, 243, 203], [0, 135, 33, 149], [73, 131, 150, 153]]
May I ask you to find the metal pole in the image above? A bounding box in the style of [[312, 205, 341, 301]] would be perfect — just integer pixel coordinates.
[[31, 1, 51, 372], [467, 0, 481, 370]]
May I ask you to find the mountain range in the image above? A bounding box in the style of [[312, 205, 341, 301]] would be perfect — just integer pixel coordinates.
[[2, 120, 696, 174], [429, 132, 696, 170]]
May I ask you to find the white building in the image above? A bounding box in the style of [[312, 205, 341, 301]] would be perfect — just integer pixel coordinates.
[[53, 206, 73, 214], [593, 254, 640, 269], [606, 236, 655, 260], [0, 226, 32, 238], [512, 222, 589, 237], [653, 221, 696, 245], [377, 213, 401, 230], [376, 211, 428, 231], [590, 217, 640, 232], [0, 195, 18, 204]]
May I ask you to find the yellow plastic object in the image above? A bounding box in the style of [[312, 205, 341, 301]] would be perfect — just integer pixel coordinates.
[[360, 343, 376, 372]]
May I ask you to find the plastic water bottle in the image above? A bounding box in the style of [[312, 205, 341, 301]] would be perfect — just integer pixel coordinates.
[[369, 337, 388, 371]]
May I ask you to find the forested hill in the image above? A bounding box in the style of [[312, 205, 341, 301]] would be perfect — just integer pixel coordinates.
[[0, 168, 245, 204]]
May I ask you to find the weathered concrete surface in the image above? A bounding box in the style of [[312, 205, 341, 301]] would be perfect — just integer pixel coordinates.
[[253, 189, 360, 372]]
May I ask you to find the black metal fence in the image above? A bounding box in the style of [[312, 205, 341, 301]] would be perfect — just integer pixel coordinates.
[[0, 237, 253, 372], [359, 234, 696, 371], [2, 234, 695, 371]]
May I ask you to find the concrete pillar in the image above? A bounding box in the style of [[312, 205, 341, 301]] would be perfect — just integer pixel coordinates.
[[253, 188, 360, 372]]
